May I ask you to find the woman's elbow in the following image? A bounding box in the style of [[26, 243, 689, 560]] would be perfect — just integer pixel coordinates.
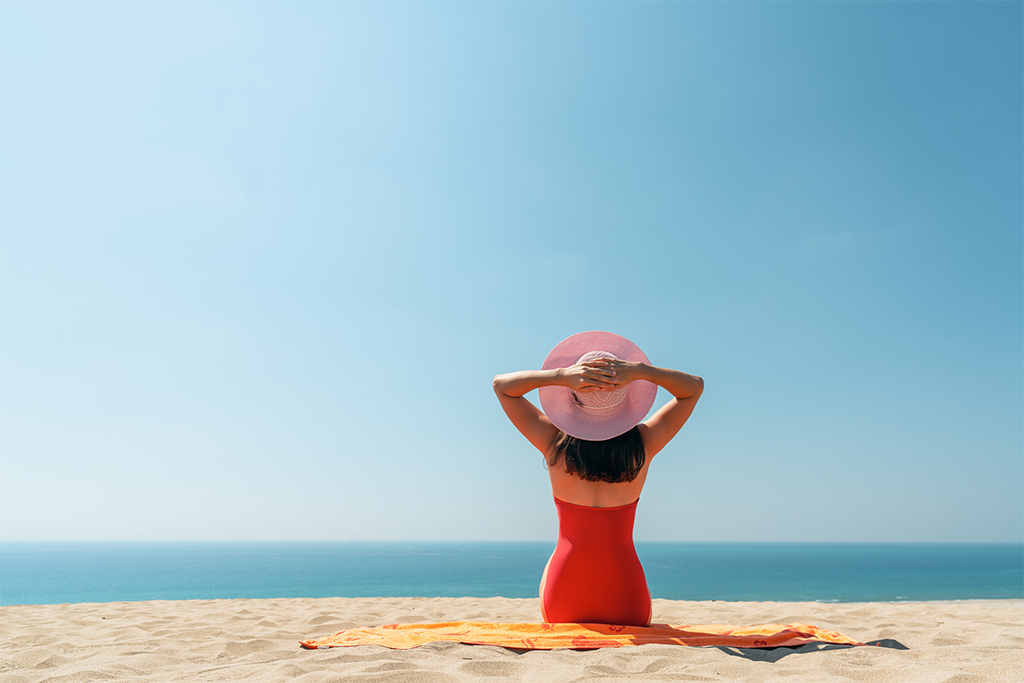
[[681, 375, 704, 400]]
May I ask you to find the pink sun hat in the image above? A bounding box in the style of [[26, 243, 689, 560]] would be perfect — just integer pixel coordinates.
[[538, 331, 658, 441]]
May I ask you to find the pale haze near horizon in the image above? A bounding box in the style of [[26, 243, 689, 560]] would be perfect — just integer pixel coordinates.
[[2, 1, 1021, 543]]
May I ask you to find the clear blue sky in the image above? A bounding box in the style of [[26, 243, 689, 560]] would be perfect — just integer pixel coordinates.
[[2, 1, 1020, 542]]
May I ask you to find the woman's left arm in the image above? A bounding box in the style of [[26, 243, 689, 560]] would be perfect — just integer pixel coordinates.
[[492, 370, 562, 453], [493, 362, 617, 452]]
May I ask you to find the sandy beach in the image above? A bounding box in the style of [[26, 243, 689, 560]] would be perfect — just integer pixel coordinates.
[[1, 597, 1020, 682]]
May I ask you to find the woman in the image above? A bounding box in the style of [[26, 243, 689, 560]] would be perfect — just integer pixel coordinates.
[[493, 331, 703, 626]]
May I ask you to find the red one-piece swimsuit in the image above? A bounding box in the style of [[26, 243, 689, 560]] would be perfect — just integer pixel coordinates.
[[540, 497, 652, 626]]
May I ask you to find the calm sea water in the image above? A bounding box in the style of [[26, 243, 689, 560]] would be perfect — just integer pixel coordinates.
[[1, 542, 1021, 606]]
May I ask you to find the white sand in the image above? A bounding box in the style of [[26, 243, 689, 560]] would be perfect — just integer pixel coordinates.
[[1, 597, 1021, 682]]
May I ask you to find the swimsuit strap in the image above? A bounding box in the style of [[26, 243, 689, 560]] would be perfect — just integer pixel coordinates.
[[552, 496, 639, 511]]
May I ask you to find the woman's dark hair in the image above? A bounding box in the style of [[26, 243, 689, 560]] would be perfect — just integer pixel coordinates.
[[546, 425, 646, 483]]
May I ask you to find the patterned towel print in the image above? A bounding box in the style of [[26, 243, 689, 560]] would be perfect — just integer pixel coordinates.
[[300, 621, 864, 650]]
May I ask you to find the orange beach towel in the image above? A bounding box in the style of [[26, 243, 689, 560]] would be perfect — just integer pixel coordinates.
[[300, 621, 864, 651]]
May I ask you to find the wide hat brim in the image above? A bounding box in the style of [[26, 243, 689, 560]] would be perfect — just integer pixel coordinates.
[[538, 331, 658, 441]]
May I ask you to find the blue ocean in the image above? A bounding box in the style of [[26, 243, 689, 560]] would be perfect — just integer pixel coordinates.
[[1, 542, 1021, 606]]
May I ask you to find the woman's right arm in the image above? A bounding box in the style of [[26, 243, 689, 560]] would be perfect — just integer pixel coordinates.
[[634, 365, 704, 457]]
